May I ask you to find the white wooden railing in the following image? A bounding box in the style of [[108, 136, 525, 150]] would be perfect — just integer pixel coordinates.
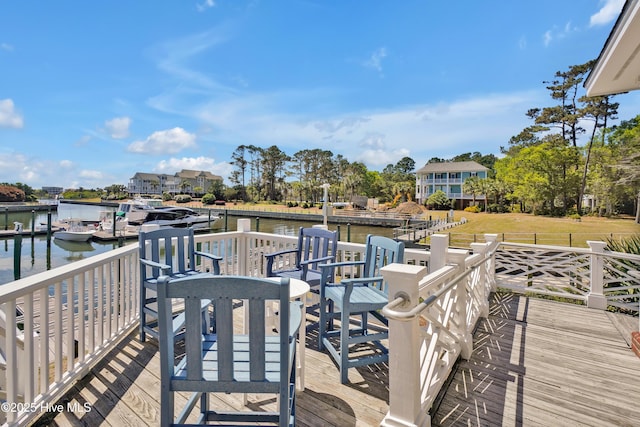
[[380, 234, 639, 427], [0, 243, 140, 426], [3, 220, 637, 427], [0, 218, 430, 426], [380, 234, 498, 427], [495, 240, 640, 313]]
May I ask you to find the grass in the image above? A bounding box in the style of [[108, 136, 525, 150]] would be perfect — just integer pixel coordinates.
[[435, 212, 640, 248]]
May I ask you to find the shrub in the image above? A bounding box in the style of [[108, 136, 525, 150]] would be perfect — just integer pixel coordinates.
[[0, 185, 25, 202], [464, 205, 481, 213], [606, 234, 640, 254], [175, 194, 192, 203], [201, 193, 216, 205], [162, 192, 173, 201]]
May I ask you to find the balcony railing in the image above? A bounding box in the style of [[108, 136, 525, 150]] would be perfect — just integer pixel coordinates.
[[0, 219, 430, 426], [1, 224, 638, 426]]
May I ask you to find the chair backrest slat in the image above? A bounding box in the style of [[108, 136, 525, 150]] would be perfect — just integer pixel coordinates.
[[363, 235, 405, 293], [140, 227, 198, 279]]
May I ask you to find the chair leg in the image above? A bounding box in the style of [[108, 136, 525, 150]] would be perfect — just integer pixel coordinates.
[[340, 305, 350, 384], [318, 297, 327, 351], [140, 289, 147, 342]]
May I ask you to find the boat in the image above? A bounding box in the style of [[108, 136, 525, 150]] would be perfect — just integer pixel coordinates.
[[126, 206, 218, 230], [53, 238, 95, 261], [53, 219, 97, 242]]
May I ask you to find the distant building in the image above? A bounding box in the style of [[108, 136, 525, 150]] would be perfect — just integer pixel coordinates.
[[415, 161, 489, 208], [42, 186, 64, 196], [127, 170, 223, 196]]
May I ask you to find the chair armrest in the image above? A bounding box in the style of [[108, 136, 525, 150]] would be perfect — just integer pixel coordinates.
[[264, 248, 298, 260], [140, 257, 172, 274], [265, 249, 298, 275], [318, 260, 366, 270], [299, 255, 335, 266], [194, 251, 223, 275], [339, 275, 385, 301], [341, 276, 384, 287]]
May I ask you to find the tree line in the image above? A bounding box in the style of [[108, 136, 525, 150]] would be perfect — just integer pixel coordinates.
[[226, 145, 418, 205]]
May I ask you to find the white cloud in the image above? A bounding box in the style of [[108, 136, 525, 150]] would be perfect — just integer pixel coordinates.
[[127, 127, 196, 155], [79, 170, 104, 180], [154, 28, 232, 91], [156, 156, 233, 181], [196, 0, 215, 12], [1, 43, 13, 52], [0, 152, 42, 183], [59, 160, 74, 168], [104, 116, 131, 139], [543, 21, 578, 47], [363, 47, 388, 73], [0, 99, 24, 128], [590, 0, 625, 27]]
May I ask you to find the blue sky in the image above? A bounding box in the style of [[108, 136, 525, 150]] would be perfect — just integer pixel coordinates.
[[1, 0, 638, 190]]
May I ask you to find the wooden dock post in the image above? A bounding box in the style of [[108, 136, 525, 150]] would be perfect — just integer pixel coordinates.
[[13, 234, 22, 280]]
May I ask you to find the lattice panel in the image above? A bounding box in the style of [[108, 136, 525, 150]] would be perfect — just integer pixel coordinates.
[[495, 248, 591, 297]]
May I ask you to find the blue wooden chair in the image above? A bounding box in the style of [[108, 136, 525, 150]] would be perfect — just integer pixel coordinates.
[[156, 275, 301, 427], [318, 234, 405, 383], [265, 227, 338, 290], [138, 227, 222, 342]]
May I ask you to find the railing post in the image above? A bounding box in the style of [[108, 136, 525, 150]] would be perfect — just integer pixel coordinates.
[[430, 234, 448, 271], [446, 249, 472, 359], [470, 242, 490, 318], [485, 234, 498, 292], [237, 218, 251, 276], [587, 241, 608, 310], [381, 263, 429, 427]]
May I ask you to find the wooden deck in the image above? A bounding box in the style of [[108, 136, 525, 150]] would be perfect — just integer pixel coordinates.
[[431, 293, 640, 427], [35, 294, 639, 427]]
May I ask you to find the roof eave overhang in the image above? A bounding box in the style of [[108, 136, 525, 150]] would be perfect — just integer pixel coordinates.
[[585, 0, 640, 97]]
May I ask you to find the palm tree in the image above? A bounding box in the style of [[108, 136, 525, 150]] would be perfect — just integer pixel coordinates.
[[463, 176, 480, 207]]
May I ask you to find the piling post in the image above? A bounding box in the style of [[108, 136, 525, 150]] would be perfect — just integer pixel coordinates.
[[13, 234, 22, 280], [255, 217, 260, 232], [31, 210, 35, 237], [4, 207, 7, 230], [47, 210, 52, 245]]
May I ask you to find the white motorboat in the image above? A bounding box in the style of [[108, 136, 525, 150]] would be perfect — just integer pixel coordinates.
[[53, 219, 97, 242], [127, 206, 218, 230]]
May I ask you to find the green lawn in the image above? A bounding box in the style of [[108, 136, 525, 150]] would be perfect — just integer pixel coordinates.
[[439, 212, 640, 248]]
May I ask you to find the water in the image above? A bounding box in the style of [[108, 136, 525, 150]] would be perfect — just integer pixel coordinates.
[[0, 203, 394, 285]]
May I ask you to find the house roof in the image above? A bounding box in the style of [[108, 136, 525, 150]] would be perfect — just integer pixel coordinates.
[[584, 0, 640, 96], [176, 169, 222, 180], [415, 161, 488, 174]]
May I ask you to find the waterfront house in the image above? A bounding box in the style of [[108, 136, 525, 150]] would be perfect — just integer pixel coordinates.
[[127, 169, 223, 197], [415, 160, 489, 208]]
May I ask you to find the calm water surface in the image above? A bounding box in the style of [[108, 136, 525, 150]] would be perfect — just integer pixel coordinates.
[[0, 203, 393, 285]]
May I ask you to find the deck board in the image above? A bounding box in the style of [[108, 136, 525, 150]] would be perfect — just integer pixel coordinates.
[[36, 293, 640, 426], [431, 293, 640, 427]]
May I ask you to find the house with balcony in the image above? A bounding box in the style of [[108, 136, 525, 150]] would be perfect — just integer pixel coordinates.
[[415, 160, 489, 208], [127, 169, 223, 196]]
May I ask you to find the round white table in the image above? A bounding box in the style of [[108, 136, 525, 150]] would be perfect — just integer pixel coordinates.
[[259, 277, 310, 391]]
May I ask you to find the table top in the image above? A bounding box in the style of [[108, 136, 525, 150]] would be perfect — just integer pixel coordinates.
[[267, 277, 310, 300]]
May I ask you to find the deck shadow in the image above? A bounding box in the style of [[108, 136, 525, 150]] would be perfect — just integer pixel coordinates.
[[431, 292, 529, 427]]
